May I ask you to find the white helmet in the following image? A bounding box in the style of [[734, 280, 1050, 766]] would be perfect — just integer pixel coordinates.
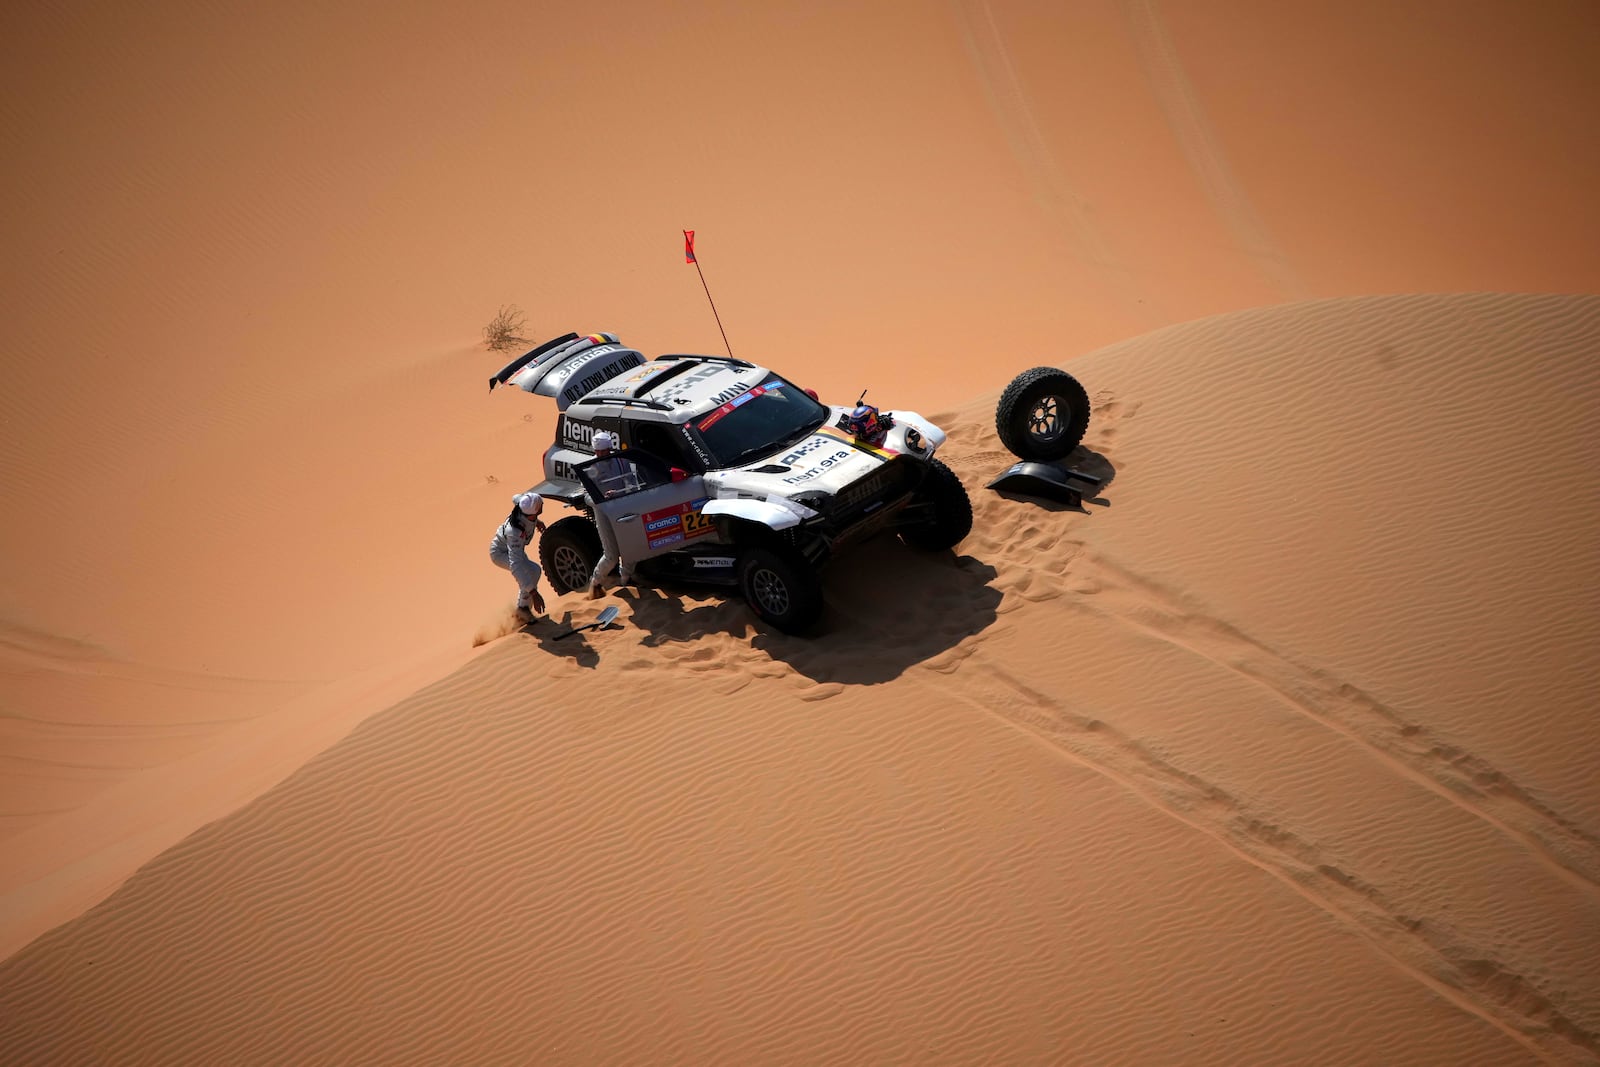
[[592, 431, 615, 452], [515, 491, 543, 516]]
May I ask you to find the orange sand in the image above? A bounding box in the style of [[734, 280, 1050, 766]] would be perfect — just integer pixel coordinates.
[[3, 2, 1598, 1063]]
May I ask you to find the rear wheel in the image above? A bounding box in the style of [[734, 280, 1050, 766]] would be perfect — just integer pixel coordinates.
[[996, 366, 1091, 461], [738, 546, 824, 634], [900, 457, 973, 550], [540, 516, 602, 594]]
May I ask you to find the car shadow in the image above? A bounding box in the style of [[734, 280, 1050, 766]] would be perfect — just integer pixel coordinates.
[[988, 446, 1117, 513], [622, 537, 1002, 685]]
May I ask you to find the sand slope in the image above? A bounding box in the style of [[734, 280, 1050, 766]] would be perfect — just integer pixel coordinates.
[[4, 0, 1600, 1062], [4, 0, 1598, 674], [3, 293, 1596, 1064]]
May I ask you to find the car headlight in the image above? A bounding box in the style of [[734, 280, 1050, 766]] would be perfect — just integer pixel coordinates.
[[791, 490, 831, 517], [904, 426, 925, 452]]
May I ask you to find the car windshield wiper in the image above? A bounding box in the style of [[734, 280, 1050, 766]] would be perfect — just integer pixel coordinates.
[[735, 420, 823, 466], [769, 417, 827, 455], [724, 443, 780, 467], [780, 427, 819, 451], [712, 413, 826, 468]]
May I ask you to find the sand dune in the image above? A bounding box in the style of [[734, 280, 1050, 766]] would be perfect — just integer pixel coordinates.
[[4, 0, 1600, 1063], [0, 625, 305, 840], [4, 293, 1598, 1064]]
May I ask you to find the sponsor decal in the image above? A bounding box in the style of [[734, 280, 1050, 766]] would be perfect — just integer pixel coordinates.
[[645, 513, 681, 534], [641, 497, 714, 546], [692, 556, 737, 569], [834, 466, 899, 513], [681, 509, 715, 538], [553, 459, 579, 481], [697, 382, 774, 431], [685, 499, 713, 539], [560, 418, 595, 449], [544, 344, 615, 389], [684, 431, 713, 467], [558, 351, 645, 406], [781, 449, 852, 484], [779, 435, 830, 466]]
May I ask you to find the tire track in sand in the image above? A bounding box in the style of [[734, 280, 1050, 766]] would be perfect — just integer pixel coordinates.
[[947, 0, 1167, 326], [1069, 552, 1600, 898], [910, 647, 1597, 1064], [1117, 0, 1309, 300], [956, 411, 1600, 901]]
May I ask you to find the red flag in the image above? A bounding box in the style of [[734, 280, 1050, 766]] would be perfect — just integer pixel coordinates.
[[683, 230, 696, 263]]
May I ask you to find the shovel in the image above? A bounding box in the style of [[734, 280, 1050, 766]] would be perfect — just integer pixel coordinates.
[[553, 605, 621, 640]]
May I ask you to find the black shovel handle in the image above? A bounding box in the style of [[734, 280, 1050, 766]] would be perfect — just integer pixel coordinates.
[[553, 621, 601, 641]]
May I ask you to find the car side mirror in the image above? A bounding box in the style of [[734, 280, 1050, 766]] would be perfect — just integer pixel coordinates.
[[670, 467, 688, 483]]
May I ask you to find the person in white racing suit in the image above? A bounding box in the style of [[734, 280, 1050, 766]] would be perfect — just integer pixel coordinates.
[[489, 491, 547, 623], [586, 431, 636, 598]]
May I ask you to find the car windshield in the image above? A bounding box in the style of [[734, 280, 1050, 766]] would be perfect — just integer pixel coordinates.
[[688, 377, 828, 469]]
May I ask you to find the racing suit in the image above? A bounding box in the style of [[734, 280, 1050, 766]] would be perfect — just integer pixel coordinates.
[[587, 454, 636, 591], [489, 509, 543, 608]]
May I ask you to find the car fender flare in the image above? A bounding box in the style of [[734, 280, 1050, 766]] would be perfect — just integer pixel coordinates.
[[885, 410, 948, 454], [702, 497, 814, 531]]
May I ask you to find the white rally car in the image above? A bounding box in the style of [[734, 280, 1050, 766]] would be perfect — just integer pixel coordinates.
[[489, 332, 972, 633]]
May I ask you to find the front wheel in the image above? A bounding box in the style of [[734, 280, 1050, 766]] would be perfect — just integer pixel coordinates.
[[738, 546, 824, 635], [900, 457, 973, 550], [996, 366, 1091, 461], [540, 516, 602, 594]]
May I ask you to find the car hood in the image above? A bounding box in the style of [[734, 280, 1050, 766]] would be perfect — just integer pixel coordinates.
[[708, 425, 900, 500]]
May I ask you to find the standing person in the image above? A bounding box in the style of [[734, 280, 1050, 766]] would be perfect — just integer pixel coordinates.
[[489, 491, 547, 623], [586, 431, 634, 599]]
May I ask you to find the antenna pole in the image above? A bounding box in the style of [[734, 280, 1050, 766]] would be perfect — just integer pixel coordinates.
[[684, 230, 733, 358]]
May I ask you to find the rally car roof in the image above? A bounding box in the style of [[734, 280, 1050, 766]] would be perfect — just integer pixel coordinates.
[[489, 332, 780, 418], [570, 357, 772, 423]]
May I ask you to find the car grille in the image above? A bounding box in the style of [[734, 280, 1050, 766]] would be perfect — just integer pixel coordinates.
[[829, 459, 916, 531]]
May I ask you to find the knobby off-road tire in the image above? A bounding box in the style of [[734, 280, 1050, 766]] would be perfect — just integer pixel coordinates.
[[900, 457, 973, 551], [996, 366, 1091, 461], [738, 545, 824, 635], [540, 515, 602, 594]]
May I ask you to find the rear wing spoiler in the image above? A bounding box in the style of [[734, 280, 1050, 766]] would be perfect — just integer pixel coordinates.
[[488, 332, 648, 411]]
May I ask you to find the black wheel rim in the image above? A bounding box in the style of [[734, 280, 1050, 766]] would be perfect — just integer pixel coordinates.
[[553, 545, 590, 590], [750, 566, 791, 616], [1029, 395, 1065, 442]]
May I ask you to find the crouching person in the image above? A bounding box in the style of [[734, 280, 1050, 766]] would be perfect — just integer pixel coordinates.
[[490, 491, 547, 623]]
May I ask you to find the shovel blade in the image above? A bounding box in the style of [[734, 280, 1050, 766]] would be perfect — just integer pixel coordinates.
[[553, 604, 622, 640]]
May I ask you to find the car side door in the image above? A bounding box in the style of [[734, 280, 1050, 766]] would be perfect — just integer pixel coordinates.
[[577, 451, 711, 562]]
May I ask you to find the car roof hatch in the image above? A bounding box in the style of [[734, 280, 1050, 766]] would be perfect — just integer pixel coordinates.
[[488, 333, 648, 410]]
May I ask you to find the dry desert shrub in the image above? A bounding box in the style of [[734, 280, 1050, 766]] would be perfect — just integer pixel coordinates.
[[483, 304, 531, 353]]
